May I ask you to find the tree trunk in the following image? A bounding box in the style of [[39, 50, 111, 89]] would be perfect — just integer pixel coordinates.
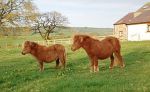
[[47, 32, 51, 40]]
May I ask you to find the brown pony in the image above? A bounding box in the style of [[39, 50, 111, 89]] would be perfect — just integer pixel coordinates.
[[71, 34, 125, 72], [22, 41, 66, 71]]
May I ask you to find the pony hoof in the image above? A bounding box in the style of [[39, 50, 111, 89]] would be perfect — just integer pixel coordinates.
[[123, 64, 125, 67], [90, 70, 94, 73], [94, 71, 98, 73], [94, 70, 99, 73], [109, 66, 113, 69], [94, 69, 99, 73], [55, 66, 60, 69], [120, 64, 125, 68], [39, 70, 44, 72]]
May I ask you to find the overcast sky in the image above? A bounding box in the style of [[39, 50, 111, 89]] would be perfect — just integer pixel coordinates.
[[33, 0, 150, 28]]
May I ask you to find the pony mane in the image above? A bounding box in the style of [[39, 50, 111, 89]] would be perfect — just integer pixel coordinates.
[[73, 34, 96, 39], [73, 34, 101, 42]]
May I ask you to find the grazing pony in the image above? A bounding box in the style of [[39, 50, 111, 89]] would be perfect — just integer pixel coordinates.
[[22, 41, 66, 71], [71, 34, 125, 72]]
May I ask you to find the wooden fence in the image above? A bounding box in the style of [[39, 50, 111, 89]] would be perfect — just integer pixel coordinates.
[[29, 35, 112, 45], [0, 35, 113, 49], [35, 38, 72, 45]]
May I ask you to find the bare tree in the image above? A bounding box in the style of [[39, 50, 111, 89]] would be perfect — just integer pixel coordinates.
[[32, 13, 45, 38], [33, 11, 68, 42]]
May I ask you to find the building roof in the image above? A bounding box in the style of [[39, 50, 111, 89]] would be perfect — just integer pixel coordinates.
[[114, 2, 150, 25], [137, 2, 150, 12]]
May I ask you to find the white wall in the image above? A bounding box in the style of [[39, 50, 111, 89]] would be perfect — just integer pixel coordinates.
[[127, 24, 150, 41]]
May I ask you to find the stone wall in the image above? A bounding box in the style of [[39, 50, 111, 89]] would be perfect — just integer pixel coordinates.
[[114, 24, 128, 40]]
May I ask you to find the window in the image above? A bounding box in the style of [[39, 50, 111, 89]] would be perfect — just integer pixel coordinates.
[[119, 31, 123, 37], [148, 25, 150, 32]]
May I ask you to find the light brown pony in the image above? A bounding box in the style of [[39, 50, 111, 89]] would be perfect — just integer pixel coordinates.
[[71, 34, 125, 72], [22, 41, 66, 71]]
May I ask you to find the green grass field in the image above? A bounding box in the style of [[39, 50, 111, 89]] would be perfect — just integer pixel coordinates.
[[0, 36, 150, 92]]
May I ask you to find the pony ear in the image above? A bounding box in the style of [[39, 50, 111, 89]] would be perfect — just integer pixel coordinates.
[[25, 41, 30, 44], [30, 42, 36, 47]]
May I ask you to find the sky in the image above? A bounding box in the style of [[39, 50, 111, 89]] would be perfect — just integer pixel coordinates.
[[33, 0, 150, 28]]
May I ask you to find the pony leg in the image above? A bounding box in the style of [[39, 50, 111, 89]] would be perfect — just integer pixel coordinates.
[[59, 57, 66, 69], [62, 59, 66, 69], [55, 58, 60, 69], [39, 62, 44, 72], [114, 52, 125, 68], [63, 52, 66, 68], [90, 58, 94, 72], [109, 54, 114, 69], [94, 60, 99, 72]]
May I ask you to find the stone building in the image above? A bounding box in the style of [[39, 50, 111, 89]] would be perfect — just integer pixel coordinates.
[[114, 3, 150, 41]]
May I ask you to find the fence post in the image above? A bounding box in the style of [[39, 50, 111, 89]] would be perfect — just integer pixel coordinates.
[[37, 41, 39, 44], [16, 43, 18, 48], [69, 39, 71, 44], [6, 43, 7, 49], [61, 39, 62, 44], [48, 40, 49, 45], [53, 39, 55, 44], [22, 42, 24, 48]]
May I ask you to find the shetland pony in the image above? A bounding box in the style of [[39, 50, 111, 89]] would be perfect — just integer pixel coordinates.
[[71, 34, 125, 72], [22, 41, 66, 71]]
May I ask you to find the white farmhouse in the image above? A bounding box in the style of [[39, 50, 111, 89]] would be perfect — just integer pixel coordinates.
[[114, 3, 150, 41]]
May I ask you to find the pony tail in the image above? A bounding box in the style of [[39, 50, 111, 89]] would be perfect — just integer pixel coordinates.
[[115, 38, 121, 53]]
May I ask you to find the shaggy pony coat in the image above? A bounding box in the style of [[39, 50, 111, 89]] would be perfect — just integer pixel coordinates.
[[71, 34, 125, 72], [22, 41, 66, 71]]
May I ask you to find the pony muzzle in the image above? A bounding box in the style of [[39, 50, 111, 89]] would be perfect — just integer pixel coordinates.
[[21, 52, 26, 55]]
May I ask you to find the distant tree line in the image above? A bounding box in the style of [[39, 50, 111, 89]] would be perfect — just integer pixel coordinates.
[[0, 0, 68, 42]]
